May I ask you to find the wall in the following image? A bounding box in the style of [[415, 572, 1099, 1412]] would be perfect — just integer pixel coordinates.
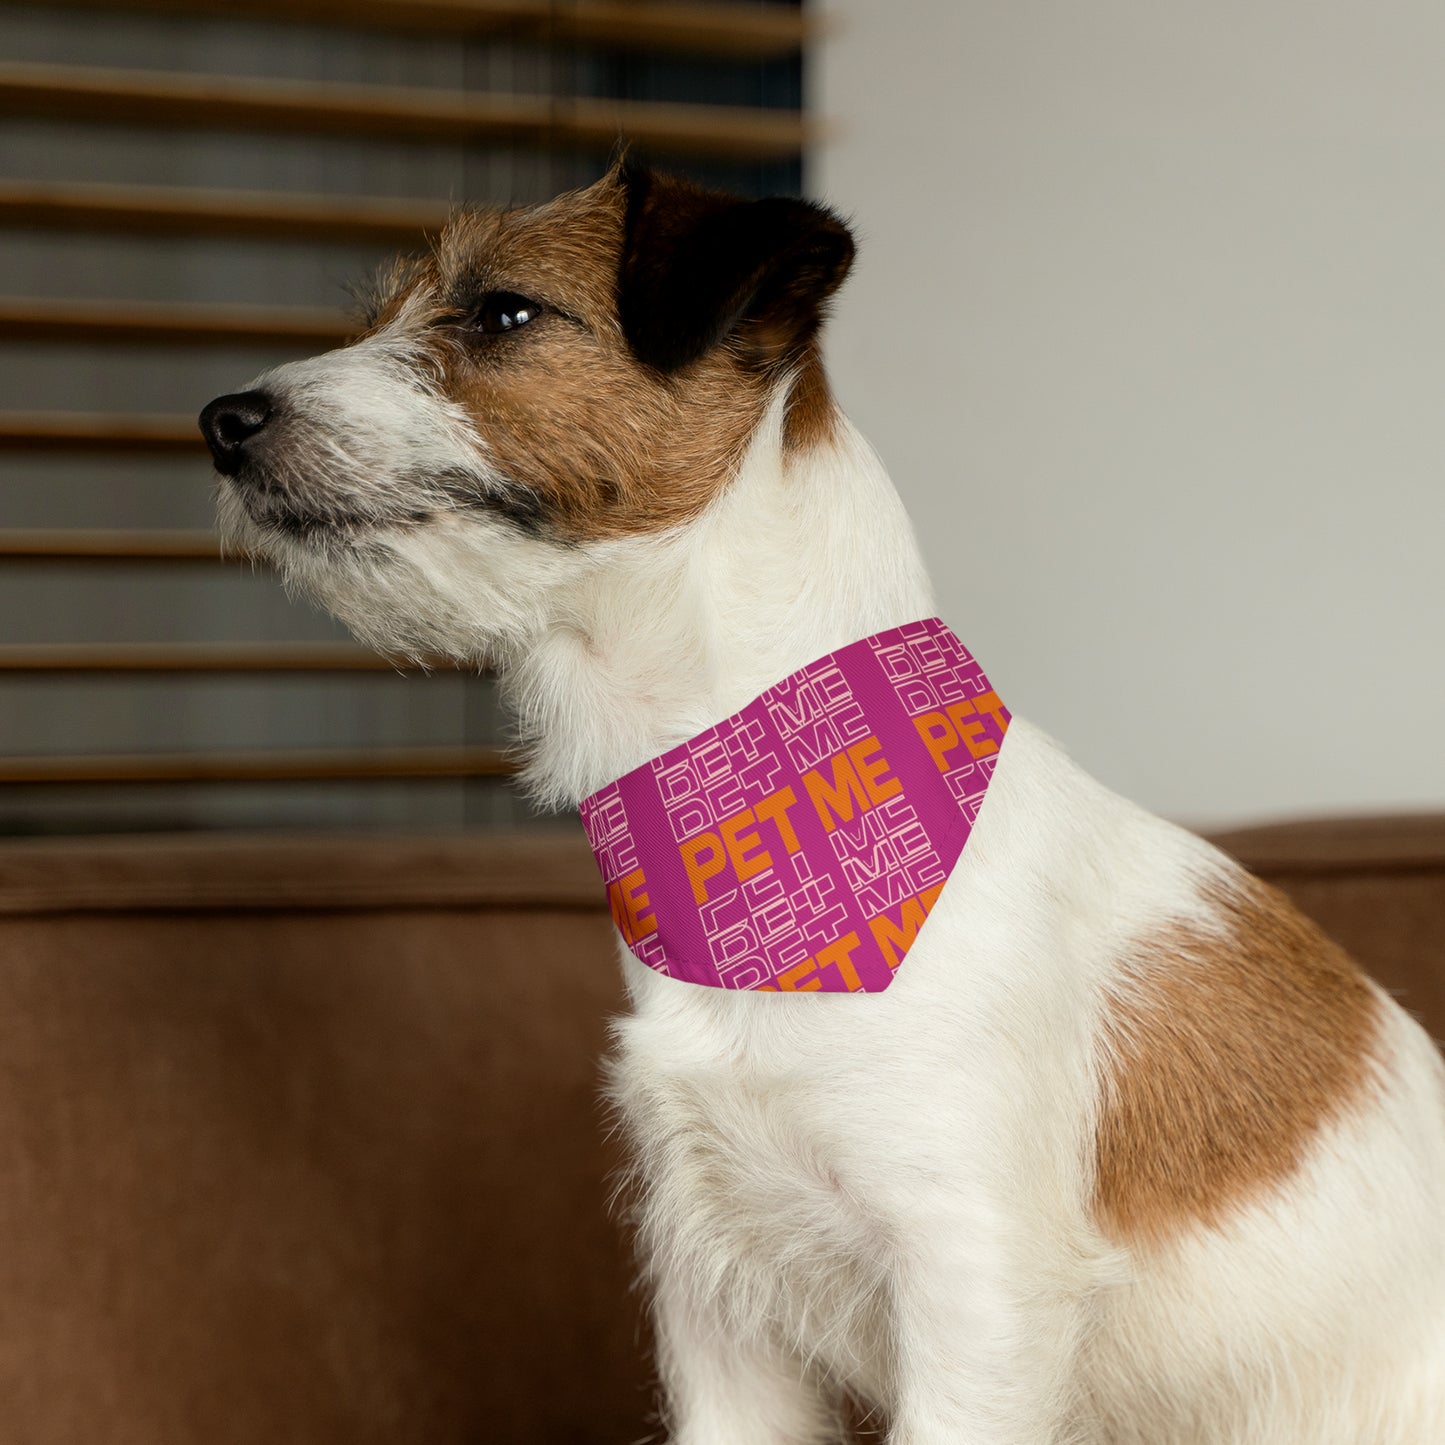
[[813, 1, 1445, 827]]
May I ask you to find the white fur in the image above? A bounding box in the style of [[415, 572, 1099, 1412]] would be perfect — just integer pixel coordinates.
[[221, 348, 1445, 1444]]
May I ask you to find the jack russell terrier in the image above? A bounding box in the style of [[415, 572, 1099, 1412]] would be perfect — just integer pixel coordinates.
[[200, 162, 1445, 1444]]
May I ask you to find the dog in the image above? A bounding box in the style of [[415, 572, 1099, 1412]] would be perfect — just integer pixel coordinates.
[[200, 162, 1445, 1444]]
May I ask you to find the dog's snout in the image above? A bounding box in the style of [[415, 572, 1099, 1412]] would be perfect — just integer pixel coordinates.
[[199, 390, 273, 475]]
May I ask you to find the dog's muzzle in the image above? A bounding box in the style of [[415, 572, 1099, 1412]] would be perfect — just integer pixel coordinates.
[[199, 390, 273, 476]]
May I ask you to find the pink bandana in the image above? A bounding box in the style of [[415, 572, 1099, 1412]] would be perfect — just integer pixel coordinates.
[[579, 619, 1009, 993]]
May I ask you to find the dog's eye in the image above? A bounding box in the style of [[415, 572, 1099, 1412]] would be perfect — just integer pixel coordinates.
[[472, 292, 543, 334]]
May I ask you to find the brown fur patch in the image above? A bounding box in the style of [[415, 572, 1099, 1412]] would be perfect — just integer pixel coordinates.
[[437, 184, 769, 540], [1093, 873, 1382, 1247], [364, 171, 843, 542], [783, 343, 840, 454]]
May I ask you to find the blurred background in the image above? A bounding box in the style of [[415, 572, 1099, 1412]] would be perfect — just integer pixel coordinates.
[[0, 0, 803, 837], [819, 0, 1445, 827], [1, 0, 1441, 838]]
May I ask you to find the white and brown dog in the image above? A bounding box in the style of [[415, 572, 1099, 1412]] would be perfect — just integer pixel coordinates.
[[201, 164, 1445, 1444]]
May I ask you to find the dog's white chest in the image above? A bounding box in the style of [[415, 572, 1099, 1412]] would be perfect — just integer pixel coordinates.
[[611, 984, 895, 1394]]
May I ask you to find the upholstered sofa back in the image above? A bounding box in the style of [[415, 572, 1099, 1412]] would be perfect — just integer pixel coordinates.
[[0, 819, 1439, 1443]]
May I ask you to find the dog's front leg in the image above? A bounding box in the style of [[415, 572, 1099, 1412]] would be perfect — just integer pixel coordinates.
[[883, 1213, 1092, 1445], [653, 1273, 844, 1445]]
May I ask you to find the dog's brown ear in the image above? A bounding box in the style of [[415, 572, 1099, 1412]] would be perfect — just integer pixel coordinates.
[[617, 162, 855, 374]]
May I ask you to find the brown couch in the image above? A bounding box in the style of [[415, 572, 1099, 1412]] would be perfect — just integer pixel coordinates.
[[0, 817, 1440, 1443]]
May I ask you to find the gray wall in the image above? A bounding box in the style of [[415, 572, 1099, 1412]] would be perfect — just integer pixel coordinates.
[[814, 0, 1445, 827]]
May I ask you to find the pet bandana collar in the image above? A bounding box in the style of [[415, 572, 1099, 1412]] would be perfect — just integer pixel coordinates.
[[579, 618, 1009, 993]]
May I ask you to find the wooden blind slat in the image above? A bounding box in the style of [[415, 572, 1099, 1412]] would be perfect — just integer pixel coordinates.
[[0, 297, 353, 348], [0, 62, 812, 161], [0, 643, 426, 672], [0, 13, 806, 816], [0, 529, 227, 561], [0, 412, 202, 452], [545, 0, 810, 58], [0, 745, 512, 783], [0, 180, 448, 244], [0, 0, 810, 58]]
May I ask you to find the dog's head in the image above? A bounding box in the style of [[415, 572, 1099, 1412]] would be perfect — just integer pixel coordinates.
[[200, 163, 854, 661]]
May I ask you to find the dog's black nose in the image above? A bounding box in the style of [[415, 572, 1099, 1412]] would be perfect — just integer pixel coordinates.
[[199, 390, 273, 475]]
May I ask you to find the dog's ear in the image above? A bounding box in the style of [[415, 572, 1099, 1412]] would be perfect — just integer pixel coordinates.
[[617, 162, 855, 374]]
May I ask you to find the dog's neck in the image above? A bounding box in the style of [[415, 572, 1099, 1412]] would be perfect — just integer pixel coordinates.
[[501, 393, 937, 809]]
